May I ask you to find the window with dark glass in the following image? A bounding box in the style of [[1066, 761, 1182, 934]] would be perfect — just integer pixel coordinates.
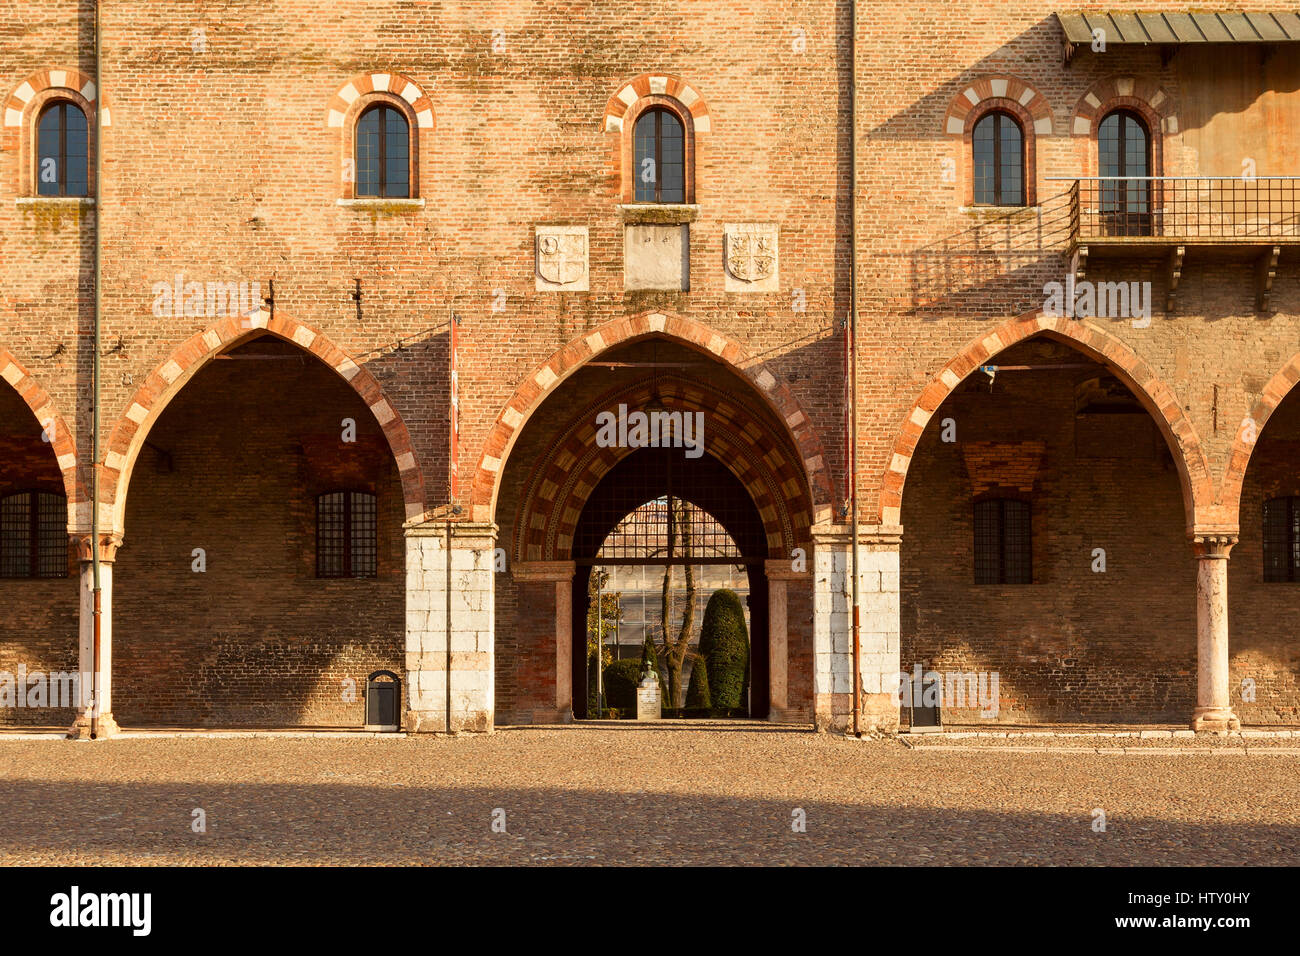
[[974, 498, 1032, 585], [972, 111, 1024, 206], [36, 101, 88, 197], [633, 107, 685, 203], [316, 491, 378, 578], [1263, 496, 1300, 583], [0, 490, 68, 579], [1098, 109, 1151, 234], [355, 105, 409, 198]]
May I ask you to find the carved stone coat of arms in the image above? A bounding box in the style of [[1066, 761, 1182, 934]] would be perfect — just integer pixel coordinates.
[[723, 224, 779, 291], [536, 227, 589, 290]]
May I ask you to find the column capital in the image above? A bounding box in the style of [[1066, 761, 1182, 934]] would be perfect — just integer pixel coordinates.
[[513, 560, 577, 582], [72, 532, 123, 563], [1192, 532, 1237, 559], [764, 558, 809, 580], [810, 522, 904, 546], [403, 518, 498, 546]]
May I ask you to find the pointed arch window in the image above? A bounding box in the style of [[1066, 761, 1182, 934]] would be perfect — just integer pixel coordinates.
[[36, 101, 88, 197], [972, 111, 1024, 206], [355, 104, 410, 198], [1098, 109, 1152, 235], [633, 107, 686, 204]]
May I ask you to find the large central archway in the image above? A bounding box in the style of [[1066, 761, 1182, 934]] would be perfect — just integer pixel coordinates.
[[569, 447, 772, 718], [494, 333, 819, 726]]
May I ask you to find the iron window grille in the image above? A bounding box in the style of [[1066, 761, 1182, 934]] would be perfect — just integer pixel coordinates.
[[355, 104, 410, 198], [972, 111, 1025, 207], [974, 497, 1032, 585], [1263, 496, 1300, 583], [316, 490, 378, 578], [633, 107, 686, 204], [0, 490, 68, 579], [36, 101, 88, 197]]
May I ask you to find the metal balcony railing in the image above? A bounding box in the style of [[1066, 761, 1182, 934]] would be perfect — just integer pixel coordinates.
[[1054, 176, 1300, 247]]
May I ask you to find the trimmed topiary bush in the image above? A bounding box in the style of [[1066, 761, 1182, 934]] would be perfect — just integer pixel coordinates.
[[684, 656, 711, 709], [698, 589, 749, 712], [602, 659, 644, 711]]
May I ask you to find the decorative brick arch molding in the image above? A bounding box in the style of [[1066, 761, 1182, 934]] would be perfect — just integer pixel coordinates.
[[514, 376, 814, 563], [1071, 75, 1176, 151], [326, 72, 433, 130], [101, 312, 426, 535], [1216, 352, 1300, 531], [602, 73, 711, 134], [469, 311, 833, 524], [4, 68, 113, 127], [942, 75, 1053, 138], [880, 313, 1212, 533], [0, 347, 80, 513]]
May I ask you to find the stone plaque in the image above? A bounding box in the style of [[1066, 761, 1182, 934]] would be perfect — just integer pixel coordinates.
[[723, 223, 779, 292], [636, 674, 662, 721], [624, 224, 689, 291], [535, 226, 589, 291]]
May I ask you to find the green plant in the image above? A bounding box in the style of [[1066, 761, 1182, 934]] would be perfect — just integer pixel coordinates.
[[684, 655, 711, 709], [698, 589, 749, 712], [603, 659, 644, 710]]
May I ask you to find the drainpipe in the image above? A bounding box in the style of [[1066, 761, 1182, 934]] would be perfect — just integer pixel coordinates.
[[848, 0, 862, 738], [90, 0, 104, 739]]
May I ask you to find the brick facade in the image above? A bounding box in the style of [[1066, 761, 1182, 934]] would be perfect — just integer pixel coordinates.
[[1, 1, 1298, 732]]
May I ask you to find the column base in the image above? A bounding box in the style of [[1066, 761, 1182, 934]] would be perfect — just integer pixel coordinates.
[[66, 712, 121, 740], [404, 710, 494, 735], [1190, 707, 1241, 733], [813, 693, 899, 735]]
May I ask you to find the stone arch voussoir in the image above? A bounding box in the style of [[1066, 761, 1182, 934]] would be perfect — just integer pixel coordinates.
[[880, 312, 1211, 534], [101, 311, 425, 535]]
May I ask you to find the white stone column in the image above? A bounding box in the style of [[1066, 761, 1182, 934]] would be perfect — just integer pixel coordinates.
[[513, 560, 577, 723], [810, 523, 902, 734], [68, 533, 122, 739], [764, 558, 808, 722], [1191, 533, 1241, 732], [404, 520, 498, 733]]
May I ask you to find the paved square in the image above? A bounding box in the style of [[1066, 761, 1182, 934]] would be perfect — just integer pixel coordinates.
[[2, 727, 1297, 865]]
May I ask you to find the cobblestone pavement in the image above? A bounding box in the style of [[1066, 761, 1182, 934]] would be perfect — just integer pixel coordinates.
[[1, 725, 1298, 865]]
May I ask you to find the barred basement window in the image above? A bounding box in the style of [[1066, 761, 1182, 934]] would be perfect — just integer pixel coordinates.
[[316, 491, 378, 578], [36, 101, 88, 197], [355, 104, 409, 198], [972, 111, 1024, 206], [0, 490, 68, 579], [973, 498, 1032, 585], [1263, 496, 1300, 583]]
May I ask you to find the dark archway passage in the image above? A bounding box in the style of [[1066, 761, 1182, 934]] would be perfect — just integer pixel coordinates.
[[569, 448, 769, 719]]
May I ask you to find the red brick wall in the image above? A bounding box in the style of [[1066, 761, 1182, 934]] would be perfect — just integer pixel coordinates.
[[0, 384, 77, 726], [3, 0, 1299, 728], [111, 339, 404, 726], [1230, 389, 1300, 724], [901, 341, 1197, 724]]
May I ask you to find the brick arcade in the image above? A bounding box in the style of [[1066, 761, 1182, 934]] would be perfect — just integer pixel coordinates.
[[2, 1, 1299, 736]]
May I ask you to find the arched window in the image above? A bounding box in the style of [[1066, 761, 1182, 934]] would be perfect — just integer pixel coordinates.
[[974, 497, 1032, 584], [0, 490, 68, 578], [1098, 109, 1151, 235], [355, 105, 409, 198], [316, 490, 378, 578], [633, 107, 686, 204], [972, 111, 1024, 206], [1263, 496, 1300, 583], [36, 101, 88, 197]]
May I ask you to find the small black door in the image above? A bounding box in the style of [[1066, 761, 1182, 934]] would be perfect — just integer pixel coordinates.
[[365, 670, 400, 728]]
